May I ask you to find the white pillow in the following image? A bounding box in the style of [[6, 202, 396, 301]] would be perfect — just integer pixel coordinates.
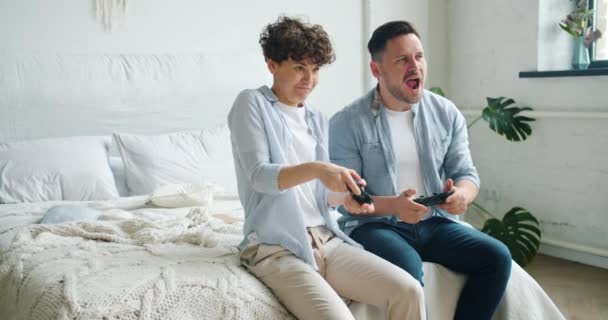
[[199, 125, 237, 194], [114, 127, 238, 196], [114, 131, 210, 195], [148, 183, 213, 208], [0, 136, 119, 203], [108, 156, 129, 197]]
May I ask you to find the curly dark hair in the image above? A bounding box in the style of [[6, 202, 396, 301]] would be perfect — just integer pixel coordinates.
[[259, 16, 335, 66]]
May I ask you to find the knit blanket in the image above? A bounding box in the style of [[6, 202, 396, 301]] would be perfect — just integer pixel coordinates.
[[0, 196, 293, 320], [0, 195, 565, 320]]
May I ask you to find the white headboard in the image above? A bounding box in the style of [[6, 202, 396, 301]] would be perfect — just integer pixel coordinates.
[[0, 52, 270, 142]]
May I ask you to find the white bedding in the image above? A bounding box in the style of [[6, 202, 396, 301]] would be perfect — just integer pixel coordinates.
[[0, 194, 565, 320]]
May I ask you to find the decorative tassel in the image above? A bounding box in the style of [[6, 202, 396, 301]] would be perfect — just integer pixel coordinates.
[[95, 0, 128, 32]]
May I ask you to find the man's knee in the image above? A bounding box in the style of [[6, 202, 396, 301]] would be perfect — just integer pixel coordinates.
[[412, 264, 425, 284], [488, 239, 512, 277], [351, 225, 424, 283]]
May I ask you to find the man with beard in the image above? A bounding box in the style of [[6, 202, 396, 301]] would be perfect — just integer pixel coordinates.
[[329, 20, 512, 320]]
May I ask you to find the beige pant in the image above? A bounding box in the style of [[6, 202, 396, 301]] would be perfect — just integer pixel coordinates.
[[240, 227, 425, 320]]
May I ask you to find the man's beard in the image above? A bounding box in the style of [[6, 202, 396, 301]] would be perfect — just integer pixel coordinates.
[[386, 81, 421, 105]]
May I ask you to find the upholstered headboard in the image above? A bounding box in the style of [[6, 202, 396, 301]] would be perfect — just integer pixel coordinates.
[[0, 51, 270, 142]]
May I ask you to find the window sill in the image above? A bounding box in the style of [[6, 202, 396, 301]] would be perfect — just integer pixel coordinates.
[[519, 68, 608, 78]]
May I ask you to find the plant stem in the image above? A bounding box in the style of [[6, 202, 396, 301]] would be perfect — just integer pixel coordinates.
[[471, 201, 497, 219], [467, 115, 483, 129]]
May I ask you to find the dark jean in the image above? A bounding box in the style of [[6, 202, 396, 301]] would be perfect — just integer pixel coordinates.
[[351, 217, 512, 320]]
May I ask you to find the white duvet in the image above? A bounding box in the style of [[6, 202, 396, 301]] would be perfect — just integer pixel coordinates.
[[0, 194, 564, 320]]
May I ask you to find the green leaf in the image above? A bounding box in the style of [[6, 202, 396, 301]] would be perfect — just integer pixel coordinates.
[[429, 87, 445, 97], [559, 22, 580, 36], [481, 97, 536, 141], [481, 207, 541, 267]]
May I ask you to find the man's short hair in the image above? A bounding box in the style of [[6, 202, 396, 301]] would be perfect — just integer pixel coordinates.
[[367, 21, 420, 61], [259, 16, 335, 66]]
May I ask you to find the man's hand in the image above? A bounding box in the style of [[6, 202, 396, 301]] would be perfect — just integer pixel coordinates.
[[437, 179, 468, 214], [392, 189, 428, 224], [314, 162, 362, 194]]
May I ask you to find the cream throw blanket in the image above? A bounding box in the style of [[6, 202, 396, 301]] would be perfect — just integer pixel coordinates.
[[0, 193, 564, 320], [0, 196, 292, 320]]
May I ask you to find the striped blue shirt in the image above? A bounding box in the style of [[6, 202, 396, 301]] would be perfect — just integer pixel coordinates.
[[227, 86, 360, 268], [329, 88, 480, 234]]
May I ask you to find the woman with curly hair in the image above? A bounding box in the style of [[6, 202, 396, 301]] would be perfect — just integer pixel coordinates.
[[228, 16, 425, 319]]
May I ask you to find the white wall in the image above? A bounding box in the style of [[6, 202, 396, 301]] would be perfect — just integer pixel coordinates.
[[446, 0, 608, 267], [0, 0, 364, 116], [0, 0, 449, 114]]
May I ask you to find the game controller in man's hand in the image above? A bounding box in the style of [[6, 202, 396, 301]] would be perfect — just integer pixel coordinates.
[[348, 182, 373, 205], [413, 190, 454, 206]]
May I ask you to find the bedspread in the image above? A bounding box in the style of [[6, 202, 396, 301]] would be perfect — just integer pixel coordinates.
[[0, 196, 293, 320], [0, 195, 565, 320]]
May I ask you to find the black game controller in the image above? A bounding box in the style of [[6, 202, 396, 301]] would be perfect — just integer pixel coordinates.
[[413, 190, 454, 206], [348, 182, 373, 205]]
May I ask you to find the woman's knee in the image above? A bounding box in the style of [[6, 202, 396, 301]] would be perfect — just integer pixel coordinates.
[[390, 274, 425, 304], [375, 271, 426, 320], [372, 251, 424, 285]]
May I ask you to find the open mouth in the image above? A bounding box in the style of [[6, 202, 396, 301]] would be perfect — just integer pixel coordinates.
[[405, 78, 420, 90]]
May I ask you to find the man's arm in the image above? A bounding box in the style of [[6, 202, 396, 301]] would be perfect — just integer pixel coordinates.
[[371, 192, 429, 223], [329, 110, 363, 178], [438, 104, 481, 214], [330, 192, 429, 224], [455, 179, 479, 204], [443, 104, 480, 188], [438, 178, 478, 215]]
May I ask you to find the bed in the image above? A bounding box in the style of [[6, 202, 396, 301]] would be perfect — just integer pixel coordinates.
[[0, 53, 565, 320]]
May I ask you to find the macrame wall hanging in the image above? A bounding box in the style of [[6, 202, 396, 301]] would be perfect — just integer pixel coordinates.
[[95, 0, 128, 32]]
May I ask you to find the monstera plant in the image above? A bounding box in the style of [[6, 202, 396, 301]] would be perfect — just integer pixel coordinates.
[[430, 87, 541, 267]]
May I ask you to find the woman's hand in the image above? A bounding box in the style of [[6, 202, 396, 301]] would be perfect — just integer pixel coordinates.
[[314, 162, 362, 194], [343, 192, 375, 214]]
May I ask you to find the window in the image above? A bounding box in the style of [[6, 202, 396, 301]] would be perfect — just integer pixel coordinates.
[[590, 0, 608, 67]]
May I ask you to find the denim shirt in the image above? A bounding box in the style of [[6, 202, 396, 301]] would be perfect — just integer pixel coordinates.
[[329, 88, 480, 234], [227, 85, 360, 269]]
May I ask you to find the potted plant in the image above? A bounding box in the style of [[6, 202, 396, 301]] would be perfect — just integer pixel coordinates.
[[559, 0, 602, 69], [430, 87, 540, 267]]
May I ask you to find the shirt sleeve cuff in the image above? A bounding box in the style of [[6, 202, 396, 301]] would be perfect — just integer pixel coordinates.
[[455, 176, 480, 190], [253, 163, 286, 195]]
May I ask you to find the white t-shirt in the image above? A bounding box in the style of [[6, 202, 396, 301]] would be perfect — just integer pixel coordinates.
[[275, 101, 325, 227], [384, 107, 431, 220]]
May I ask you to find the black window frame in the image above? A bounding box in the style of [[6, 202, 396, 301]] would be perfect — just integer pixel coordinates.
[[589, 0, 608, 68]]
